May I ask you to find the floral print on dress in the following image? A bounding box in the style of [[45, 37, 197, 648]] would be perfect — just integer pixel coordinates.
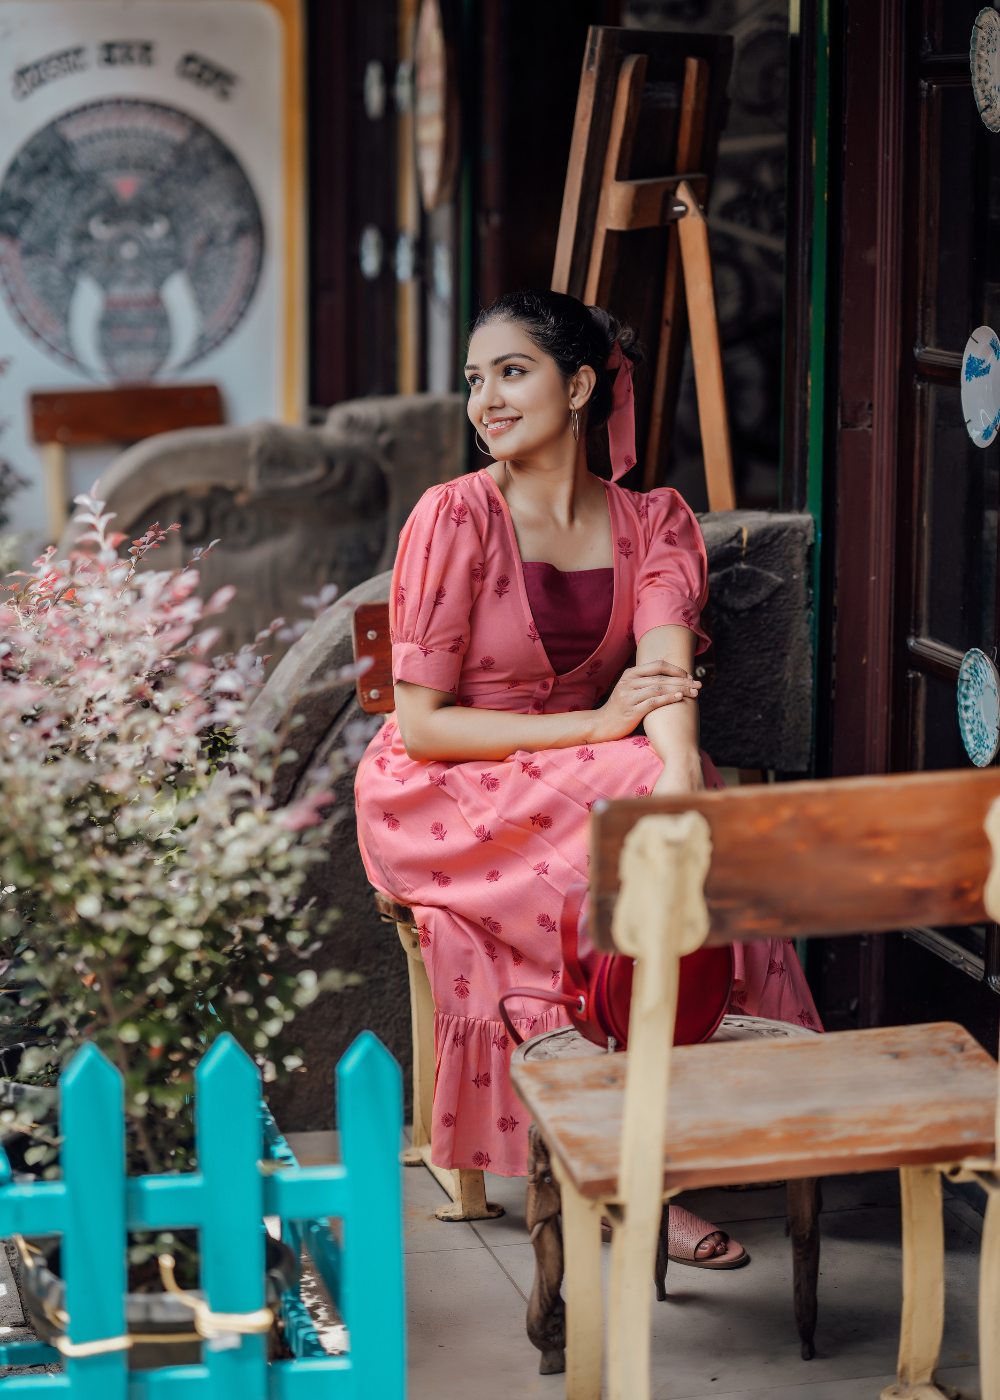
[[452, 504, 468, 526], [472, 1151, 491, 1168], [486, 869, 501, 882], [537, 913, 557, 934], [480, 771, 500, 792], [454, 975, 470, 999], [530, 813, 553, 829], [383, 811, 400, 830], [475, 825, 493, 842], [494, 574, 511, 600], [431, 822, 447, 841], [481, 916, 501, 936], [441, 1112, 456, 1127], [618, 536, 633, 559]]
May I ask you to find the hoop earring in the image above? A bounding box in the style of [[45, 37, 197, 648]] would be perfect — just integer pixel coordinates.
[[476, 434, 494, 458], [570, 407, 579, 441]]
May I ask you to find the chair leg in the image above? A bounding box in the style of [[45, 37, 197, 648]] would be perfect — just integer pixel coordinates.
[[526, 1124, 566, 1374], [396, 922, 436, 1156], [786, 1176, 822, 1359], [979, 1179, 1000, 1400], [653, 1203, 669, 1301], [552, 1153, 604, 1400], [879, 1165, 954, 1400], [395, 921, 503, 1222]]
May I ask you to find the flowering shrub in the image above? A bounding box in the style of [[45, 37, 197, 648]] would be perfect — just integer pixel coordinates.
[[0, 497, 360, 1175]]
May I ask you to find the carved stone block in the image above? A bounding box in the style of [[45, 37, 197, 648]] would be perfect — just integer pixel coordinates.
[[698, 509, 814, 773], [247, 569, 412, 1131], [58, 393, 465, 666]]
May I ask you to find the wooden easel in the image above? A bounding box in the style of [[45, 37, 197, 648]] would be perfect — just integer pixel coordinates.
[[553, 30, 736, 510]]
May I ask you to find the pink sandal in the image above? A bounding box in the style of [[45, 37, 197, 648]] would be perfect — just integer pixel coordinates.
[[667, 1204, 749, 1269]]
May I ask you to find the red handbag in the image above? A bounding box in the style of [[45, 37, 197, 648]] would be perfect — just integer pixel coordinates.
[[499, 884, 733, 1050]]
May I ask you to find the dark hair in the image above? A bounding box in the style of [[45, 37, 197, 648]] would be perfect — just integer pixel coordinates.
[[470, 290, 643, 432]]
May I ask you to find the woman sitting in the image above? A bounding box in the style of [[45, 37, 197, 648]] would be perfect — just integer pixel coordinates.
[[355, 290, 820, 1266]]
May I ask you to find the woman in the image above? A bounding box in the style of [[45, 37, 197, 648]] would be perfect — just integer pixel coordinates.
[[356, 291, 820, 1265]]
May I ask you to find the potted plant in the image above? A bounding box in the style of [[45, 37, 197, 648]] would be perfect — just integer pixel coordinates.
[[0, 496, 363, 1361]]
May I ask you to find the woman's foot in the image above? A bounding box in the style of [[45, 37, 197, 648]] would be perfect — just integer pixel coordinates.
[[665, 1204, 749, 1269]]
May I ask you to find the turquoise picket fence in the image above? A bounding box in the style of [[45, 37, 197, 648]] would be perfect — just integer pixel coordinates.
[[0, 1030, 405, 1400]]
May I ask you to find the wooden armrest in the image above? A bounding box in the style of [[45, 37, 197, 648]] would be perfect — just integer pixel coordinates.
[[353, 602, 394, 713]]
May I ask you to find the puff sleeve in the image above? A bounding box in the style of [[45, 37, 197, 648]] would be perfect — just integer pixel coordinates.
[[632, 488, 711, 653], [390, 483, 486, 693]]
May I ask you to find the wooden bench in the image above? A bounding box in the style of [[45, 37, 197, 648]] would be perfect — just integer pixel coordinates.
[[510, 770, 1000, 1400], [354, 604, 501, 1221], [30, 382, 224, 544]]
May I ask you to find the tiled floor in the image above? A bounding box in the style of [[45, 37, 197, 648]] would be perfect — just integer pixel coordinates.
[[401, 1158, 985, 1400]]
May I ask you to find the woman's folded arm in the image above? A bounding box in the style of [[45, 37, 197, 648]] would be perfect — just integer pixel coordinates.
[[394, 634, 701, 763]]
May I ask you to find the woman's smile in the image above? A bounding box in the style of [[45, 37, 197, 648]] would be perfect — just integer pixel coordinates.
[[484, 415, 521, 436]]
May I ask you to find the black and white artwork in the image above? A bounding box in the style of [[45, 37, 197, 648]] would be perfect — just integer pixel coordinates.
[[0, 0, 288, 547], [0, 97, 265, 381]]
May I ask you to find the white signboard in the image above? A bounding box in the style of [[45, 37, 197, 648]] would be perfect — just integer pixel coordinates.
[[0, 0, 291, 543]]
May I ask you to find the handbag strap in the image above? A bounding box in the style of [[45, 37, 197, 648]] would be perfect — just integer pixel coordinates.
[[498, 986, 585, 1048], [559, 882, 590, 991]]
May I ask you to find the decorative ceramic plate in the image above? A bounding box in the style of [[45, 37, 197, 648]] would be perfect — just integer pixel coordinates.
[[961, 325, 1000, 448], [958, 647, 1000, 767], [972, 8, 1000, 133]]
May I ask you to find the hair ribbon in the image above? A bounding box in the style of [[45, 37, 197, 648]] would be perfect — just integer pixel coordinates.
[[605, 340, 637, 482]]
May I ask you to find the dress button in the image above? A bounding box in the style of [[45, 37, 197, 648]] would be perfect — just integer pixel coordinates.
[[541, 679, 551, 691]]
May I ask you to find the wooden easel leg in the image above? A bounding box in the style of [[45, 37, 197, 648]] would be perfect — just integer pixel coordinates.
[[552, 1153, 604, 1400], [526, 1124, 566, 1374], [395, 921, 503, 1221], [786, 1177, 822, 1359], [879, 1166, 954, 1400], [978, 1179, 1000, 1400], [675, 181, 737, 512]]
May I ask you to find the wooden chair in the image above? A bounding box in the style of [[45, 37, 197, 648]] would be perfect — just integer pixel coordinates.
[[30, 382, 224, 544], [509, 769, 1000, 1400], [353, 603, 501, 1221]]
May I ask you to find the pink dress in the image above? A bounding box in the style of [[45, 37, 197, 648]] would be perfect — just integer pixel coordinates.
[[355, 469, 821, 1176]]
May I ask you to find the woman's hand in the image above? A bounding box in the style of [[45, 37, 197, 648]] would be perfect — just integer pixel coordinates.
[[587, 659, 701, 745]]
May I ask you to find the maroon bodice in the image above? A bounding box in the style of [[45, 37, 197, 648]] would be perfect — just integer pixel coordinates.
[[521, 563, 614, 677]]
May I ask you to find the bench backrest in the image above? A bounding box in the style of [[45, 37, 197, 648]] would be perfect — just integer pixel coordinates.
[[589, 768, 1000, 951]]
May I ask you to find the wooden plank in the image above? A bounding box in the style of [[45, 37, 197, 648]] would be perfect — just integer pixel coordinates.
[[590, 768, 1000, 952], [511, 1021, 997, 1199], [30, 383, 223, 446], [604, 173, 705, 232], [584, 53, 647, 307], [352, 601, 394, 714]]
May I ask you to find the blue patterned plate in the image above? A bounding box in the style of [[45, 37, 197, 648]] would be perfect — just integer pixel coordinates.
[[972, 8, 1000, 133], [961, 325, 1000, 448], [958, 647, 1000, 767]]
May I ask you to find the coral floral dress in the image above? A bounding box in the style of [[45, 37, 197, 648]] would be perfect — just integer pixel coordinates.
[[355, 468, 821, 1177]]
